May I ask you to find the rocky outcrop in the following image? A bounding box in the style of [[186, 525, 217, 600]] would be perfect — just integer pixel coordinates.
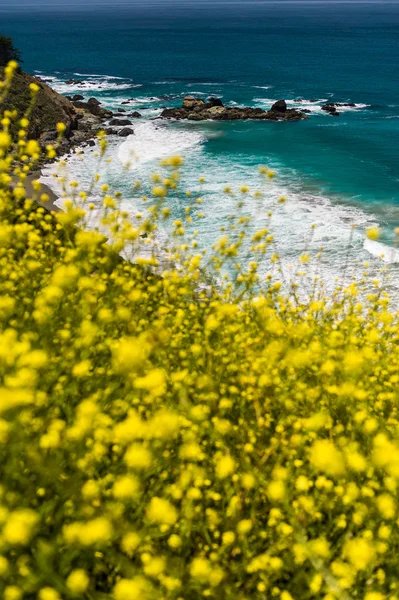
[[1, 69, 117, 160], [161, 96, 306, 122], [271, 99, 287, 113], [108, 118, 133, 126], [118, 127, 134, 137], [321, 102, 356, 116], [72, 98, 112, 119]]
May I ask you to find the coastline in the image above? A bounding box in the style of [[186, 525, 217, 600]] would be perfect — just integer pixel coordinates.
[[27, 170, 61, 213]]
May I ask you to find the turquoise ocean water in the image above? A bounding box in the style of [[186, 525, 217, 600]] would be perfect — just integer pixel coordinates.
[[2, 1, 399, 290]]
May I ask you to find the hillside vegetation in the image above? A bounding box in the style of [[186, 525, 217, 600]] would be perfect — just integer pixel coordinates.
[[1, 67, 75, 139], [1, 60, 399, 600]]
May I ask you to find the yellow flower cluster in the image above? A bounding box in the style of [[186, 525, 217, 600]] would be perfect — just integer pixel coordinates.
[[1, 62, 399, 600]]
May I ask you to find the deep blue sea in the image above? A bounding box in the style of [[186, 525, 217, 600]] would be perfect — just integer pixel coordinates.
[[2, 1, 399, 289]]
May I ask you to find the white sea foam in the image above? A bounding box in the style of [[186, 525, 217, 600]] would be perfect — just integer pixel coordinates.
[[38, 105, 399, 300], [73, 73, 126, 80], [41, 73, 142, 95], [253, 97, 370, 115], [118, 121, 204, 167], [364, 238, 399, 263]]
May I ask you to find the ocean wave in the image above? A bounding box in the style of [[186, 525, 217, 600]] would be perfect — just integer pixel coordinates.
[[187, 82, 226, 87], [73, 73, 126, 80], [118, 121, 204, 167], [39, 73, 142, 95], [39, 113, 398, 299], [364, 238, 399, 263], [253, 97, 370, 114]]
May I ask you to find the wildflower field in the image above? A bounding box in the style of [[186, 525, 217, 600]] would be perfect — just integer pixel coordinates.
[[1, 61, 399, 600]]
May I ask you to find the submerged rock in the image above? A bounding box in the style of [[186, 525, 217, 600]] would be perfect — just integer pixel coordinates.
[[118, 127, 134, 137], [321, 102, 356, 116]]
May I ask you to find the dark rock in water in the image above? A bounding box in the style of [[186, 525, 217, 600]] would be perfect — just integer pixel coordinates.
[[117, 108, 126, 113], [72, 98, 111, 118], [118, 127, 134, 137], [302, 109, 312, 114], [65, 79, 81, 85], [271, 99, 287, 113], [206, 97, 224, 108], [128, 111, 142, 118], [321, 102, 355, 116], [87, 97, 101, 106], [109, 118, 132, 126], [106, 128, 117, 135], [72, 94, 84, 102], [87, 140, 96, 147], [321, 103, 338, 115]]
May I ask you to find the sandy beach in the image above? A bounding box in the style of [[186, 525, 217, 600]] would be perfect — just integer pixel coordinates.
[[26, 170, 61, 212]]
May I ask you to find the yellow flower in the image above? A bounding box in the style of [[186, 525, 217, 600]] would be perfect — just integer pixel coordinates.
[[0, 132, 11, 150], [112, 337, 150, 373], [4, 587, 23, 600], [146, 497, 177, 525], [124, 444, 152, 470], [214, 454, 235, 479], [364, 593, 385, 600], [121, 532, 141, 556], [0, 556, 9, 575], [190, 557, 211, 582], [309, 440, 345, 476], [143, 556, 165, 577], [168, 534, 182, 549], [237, 519, 253, 535], [38, 588, 61, 600], [72, 360, 92, 378], [67, 569, 90, 594], [344, 538, 375, 570], [366, 226, 381, 240], [376, 494, 396, 519], [112, 475, 140, 501], [3, 509, 38, 545], [114, 577, 149, 600], [267, 480, 286, 501]]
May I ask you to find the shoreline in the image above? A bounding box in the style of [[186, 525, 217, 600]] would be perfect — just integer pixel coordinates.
[[28, 170, 61, 213]]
